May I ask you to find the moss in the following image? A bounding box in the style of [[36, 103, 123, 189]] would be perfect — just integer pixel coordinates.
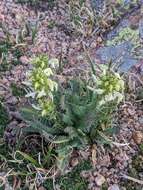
[[58, 161, 90, 190], [132, 155, 143, 173], [139, 144, 143, 153], [11, 48, 24, 66], [0, 41, 11, 55], [10, 83, 26, 97], [44, 160, 91, 190], [136, 88, 143, 101], [106, 27, 139, 47], [0, 103, 9, 127], [0, 41, 11, 71], [124, 152, 143, 190], [0, 41, 23, 71], [48, 20, 56, 29], [102, 183, 108, 190]]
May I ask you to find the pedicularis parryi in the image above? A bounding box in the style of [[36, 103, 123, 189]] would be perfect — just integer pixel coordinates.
[[23, 55, 124, 172]]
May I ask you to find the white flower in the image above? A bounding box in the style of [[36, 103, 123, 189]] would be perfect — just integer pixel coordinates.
[[48, 58, 59, 69]]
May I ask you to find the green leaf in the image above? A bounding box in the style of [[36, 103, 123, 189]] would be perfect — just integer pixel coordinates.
[[15, 151, 40, 167], [53, 136, 70, 144], [21, 108, 61, 135], [62, 113, 73, 125]]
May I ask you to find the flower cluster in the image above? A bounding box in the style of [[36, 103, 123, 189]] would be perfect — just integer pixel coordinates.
[[26, 55, 58, 116], [88, 65, 124, 106]]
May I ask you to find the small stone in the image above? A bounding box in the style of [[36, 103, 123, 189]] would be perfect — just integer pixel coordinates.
[[139, 117, 143, 124], [7, 120, 18, 128], [79, 148, 90, 159], [7, 96, 18, 105], [127, 108, 136, 116], [89, 175, 95, 183], [9, 111, 23, 121], [92, 187, 100, 190], [132, 131, 143, 144], [5, 182, 13, 190], [0, 90, 6, 96], [70, 158, 79, 167], [99, 154, 111, 166], [93, 171, 98, 177], [97, 37, 103, 44], [19, 56, 29, 65], [108, 184, 120, 190], [90, 41, 97, 48], [38, 187, 46, 190], [80, 171, 90, 178], [139, 19, 143, 40], [88, 182, 94, 189], [95, 174, 105, 186]]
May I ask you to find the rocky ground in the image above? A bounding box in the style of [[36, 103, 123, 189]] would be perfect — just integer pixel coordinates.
[[0, 0, 143, 189]]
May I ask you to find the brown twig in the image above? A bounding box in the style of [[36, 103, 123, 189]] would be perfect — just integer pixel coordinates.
[[121, 174, 143, 185]]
